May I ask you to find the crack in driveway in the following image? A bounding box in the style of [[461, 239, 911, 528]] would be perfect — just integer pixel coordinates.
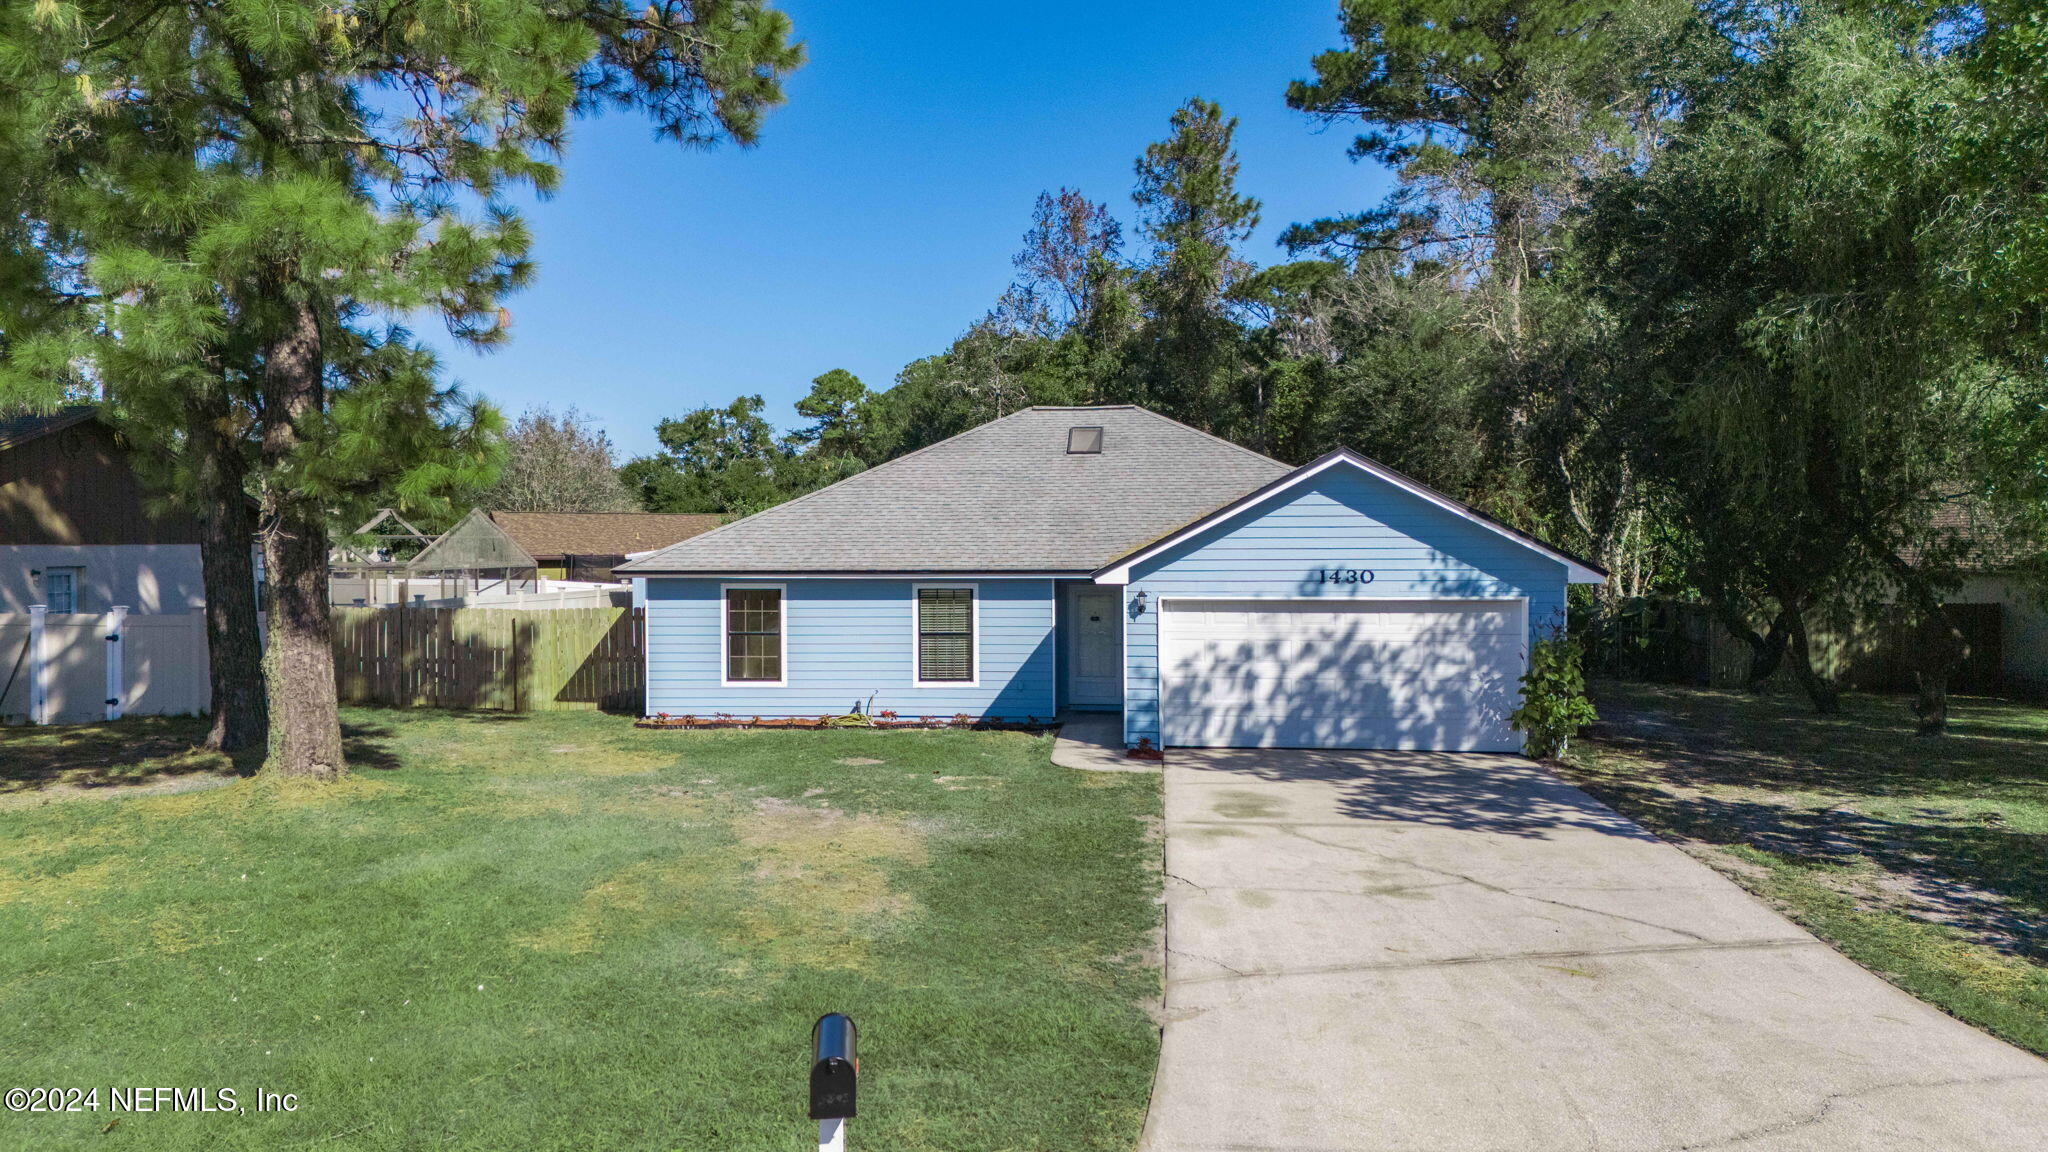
[[1274, 821, 1722, 944], [1670, 1071, 2048, 1150], [1168, 935, 1828, 987]]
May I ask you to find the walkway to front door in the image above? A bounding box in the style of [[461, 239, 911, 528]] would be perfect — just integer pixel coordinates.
[[1142, 749, 2048, 1151]]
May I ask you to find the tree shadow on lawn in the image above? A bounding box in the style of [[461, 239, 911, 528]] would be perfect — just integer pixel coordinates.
[[337, 707, 533, 773], [0, 707, 491, 792], [0, 715, 260, 794], [1580, 683, 2048, 960], [1590, 682, 2048, 801]]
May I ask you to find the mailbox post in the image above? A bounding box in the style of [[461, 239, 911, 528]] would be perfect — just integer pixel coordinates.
[[809, 1013, 857, 1151]]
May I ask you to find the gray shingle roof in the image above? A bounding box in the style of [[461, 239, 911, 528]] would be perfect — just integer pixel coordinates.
[[616, 406, 1291, 574]]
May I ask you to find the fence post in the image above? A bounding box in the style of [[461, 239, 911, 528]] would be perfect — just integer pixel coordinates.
[[27, 604, 48, 725], [104, 605, 128, 721]]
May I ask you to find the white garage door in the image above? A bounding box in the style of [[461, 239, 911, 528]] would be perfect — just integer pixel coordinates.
[[1160, 599, 1526, 751]]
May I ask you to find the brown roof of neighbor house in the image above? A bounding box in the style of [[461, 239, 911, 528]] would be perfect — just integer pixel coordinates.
[[486, 511, 724, 561], [1906, 501, 2039, 571], [0, 406, 96, 451]]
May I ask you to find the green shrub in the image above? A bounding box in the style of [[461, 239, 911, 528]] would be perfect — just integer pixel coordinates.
[[1511, 636, 1598, 759]]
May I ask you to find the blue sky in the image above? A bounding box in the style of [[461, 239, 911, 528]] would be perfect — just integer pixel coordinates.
[[420, 2, 1395, 458]]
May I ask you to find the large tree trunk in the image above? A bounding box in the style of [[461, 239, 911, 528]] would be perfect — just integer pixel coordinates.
[[1860, 533, 1963, 737], [1906, 607, 1964, 737], [195, 416, 266, 752], [258, 296, 344, 778], [1781, 605, 1840, 714], [1743, 608, 1792, 691], [1705, 597, 1789, 691]]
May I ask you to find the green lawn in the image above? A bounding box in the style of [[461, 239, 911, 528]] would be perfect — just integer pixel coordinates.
[[0, 710, 1162, 1150], [1560, 681, 2048, 1055]]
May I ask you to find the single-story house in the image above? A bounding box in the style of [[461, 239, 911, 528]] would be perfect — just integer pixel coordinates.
[[618, 406, 1604, 752], [488, 511, 724, 581], [0, 407, 207, 615]]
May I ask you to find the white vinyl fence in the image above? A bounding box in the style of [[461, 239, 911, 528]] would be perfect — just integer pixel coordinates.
[[331, 578, 629, 611], [0, 607, 210, 725]]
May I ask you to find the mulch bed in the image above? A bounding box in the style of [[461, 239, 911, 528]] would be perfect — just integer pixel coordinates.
[[634, 714, 1056, 733]]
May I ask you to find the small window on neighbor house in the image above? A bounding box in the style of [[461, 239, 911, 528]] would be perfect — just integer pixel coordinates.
[[1067, 425, 1104, 454], [916, 587, 975, 683], [40, 568, 79, 614], [725, 587, 784, 682]]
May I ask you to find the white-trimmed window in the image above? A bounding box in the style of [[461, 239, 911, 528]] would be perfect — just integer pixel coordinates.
[[40, 568, 80, 613], [722, 584, 786, 686], [913, 584, 978, 686]]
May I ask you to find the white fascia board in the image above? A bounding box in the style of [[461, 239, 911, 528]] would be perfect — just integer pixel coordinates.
[[1093, 451, 1606, 585], [625, 570, 1088, 580]]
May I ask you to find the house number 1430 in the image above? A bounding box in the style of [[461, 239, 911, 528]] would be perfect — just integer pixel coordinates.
[[1315, 568, 1375, 585]]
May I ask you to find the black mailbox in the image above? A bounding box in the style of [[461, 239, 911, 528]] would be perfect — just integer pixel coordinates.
[[809, 1013, 857, 1120]]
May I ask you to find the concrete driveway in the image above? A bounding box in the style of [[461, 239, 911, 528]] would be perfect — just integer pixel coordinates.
[[1143, 749, 2048, 1152]]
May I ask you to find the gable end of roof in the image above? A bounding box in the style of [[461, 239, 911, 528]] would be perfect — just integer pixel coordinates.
[[1093, 448, 1608, 584]]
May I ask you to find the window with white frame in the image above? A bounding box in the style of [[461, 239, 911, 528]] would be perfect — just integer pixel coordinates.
[[723, 586, 785, 683], [40, 568, 80, 613], [914, 586, 976, 684]]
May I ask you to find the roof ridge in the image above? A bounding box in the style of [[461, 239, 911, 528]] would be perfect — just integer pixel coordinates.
[[1119, 406, 1289, 469], [626, 406, 1049, 559]]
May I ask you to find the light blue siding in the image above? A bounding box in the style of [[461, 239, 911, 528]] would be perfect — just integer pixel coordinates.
[[1122, 465, 1569, 748], [643, 577, 1057, 720]]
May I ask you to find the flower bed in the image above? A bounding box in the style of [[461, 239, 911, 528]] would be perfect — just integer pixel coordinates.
[[634, 711, 1054, 733]]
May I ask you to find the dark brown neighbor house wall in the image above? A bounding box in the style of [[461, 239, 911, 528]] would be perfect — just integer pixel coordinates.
[[0, 420, 201, 546]]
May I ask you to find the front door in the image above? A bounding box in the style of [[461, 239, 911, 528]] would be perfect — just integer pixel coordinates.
[[1067, 587, 1123, 710]]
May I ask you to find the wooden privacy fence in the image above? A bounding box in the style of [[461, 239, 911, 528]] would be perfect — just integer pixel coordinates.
[[1587, 598, 2008, 695], [331, 605, 644, 713]]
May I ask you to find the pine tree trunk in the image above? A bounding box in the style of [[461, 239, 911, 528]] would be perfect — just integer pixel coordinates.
[[258, 296, 345, 778], [199, 490, 266, 753], [185, 384, 266, 753]]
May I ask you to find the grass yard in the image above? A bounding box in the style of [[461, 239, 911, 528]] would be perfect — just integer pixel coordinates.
[[0, 710, 1162, 1151], [1560, 680, 2048, 1055]]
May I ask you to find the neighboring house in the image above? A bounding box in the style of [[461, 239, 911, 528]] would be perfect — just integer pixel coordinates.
[[332, 508, 722, 604], [1916, 504, 2047, 700], [619, 406, 1604, 752], [488, 511, 723, 581], [0, 407, 206, 615]]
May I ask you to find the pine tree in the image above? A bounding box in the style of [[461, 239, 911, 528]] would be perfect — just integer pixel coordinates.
[[1129, 99, 1261, 435], [0, 1, 801, 776]]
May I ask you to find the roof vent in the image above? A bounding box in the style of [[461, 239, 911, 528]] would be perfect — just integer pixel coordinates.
[[1067, 426, 1104, 454]]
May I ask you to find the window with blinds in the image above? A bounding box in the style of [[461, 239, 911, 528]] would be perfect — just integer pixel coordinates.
[[915, 587, 975, 683], [724, 587, 784, 682]]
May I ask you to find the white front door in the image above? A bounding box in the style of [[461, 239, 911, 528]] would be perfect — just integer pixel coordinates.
[[1066, 587, 1123, 710], [1160, 599, 1526, 751]]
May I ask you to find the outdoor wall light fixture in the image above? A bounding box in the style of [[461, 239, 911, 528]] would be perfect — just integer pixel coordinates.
[[1129, 590, 1149, 617]]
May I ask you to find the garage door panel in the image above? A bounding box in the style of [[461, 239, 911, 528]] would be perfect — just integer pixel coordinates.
[[1160, 600, 1524, 751]]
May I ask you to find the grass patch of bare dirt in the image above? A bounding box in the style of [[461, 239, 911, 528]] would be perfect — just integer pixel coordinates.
[[0, 708, 1161, 1151]]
